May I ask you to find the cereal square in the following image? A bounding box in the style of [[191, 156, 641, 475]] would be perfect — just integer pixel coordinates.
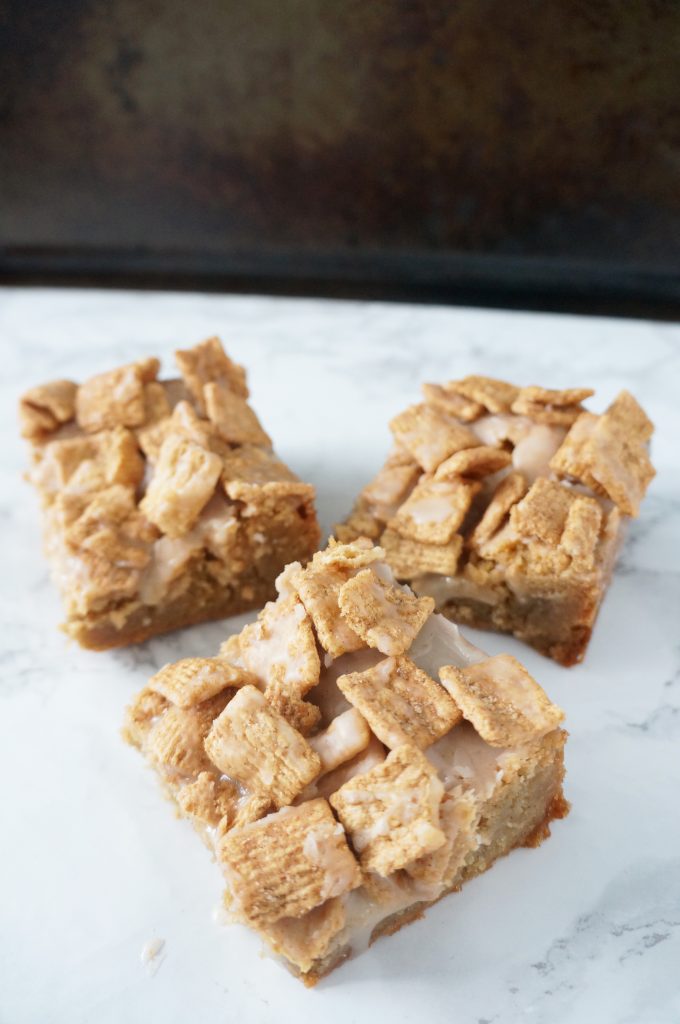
[[76, 362, 149, 433], [380, 527, 463, 578], [439, 655, 564, 747], [389, 403, 479, 473], [390, 477, 480, 544], [149, 657, 256, 708], [337, 655, 461, 749], [218, 798, 361, 926], [204, 382, 272, 448]]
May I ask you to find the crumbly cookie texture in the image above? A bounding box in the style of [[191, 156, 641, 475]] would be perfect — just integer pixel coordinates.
[[124, 539, 568, 985], [338, 381, 655, 666], [19, 337, 320, 649]]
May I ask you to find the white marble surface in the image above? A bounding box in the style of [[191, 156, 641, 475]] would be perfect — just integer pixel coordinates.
[[1, 287, 679, 1024]]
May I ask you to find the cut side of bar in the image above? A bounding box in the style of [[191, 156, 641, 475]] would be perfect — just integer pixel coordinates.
[[124, 539, 568, 985], [19, 337, 320, 649], [337, 380, 655, 665]]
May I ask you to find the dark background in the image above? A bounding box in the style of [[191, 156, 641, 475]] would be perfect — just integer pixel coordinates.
[[2, 0, 680, 316]]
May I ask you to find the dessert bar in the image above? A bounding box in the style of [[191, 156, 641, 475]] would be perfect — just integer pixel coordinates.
[[124, 538, 568, 985], [20, 337, 320, 648], [338, 379, 654, 664]]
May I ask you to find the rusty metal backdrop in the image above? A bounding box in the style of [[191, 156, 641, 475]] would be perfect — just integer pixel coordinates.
[[2, 0, 680, 314]]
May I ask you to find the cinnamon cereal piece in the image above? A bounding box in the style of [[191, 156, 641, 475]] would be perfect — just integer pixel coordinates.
[[559, 496, 603, 572], [439, 654, 564, 747], [260, 898, 347, 974], [289, 541, 383, 658], [177, 771, 239, 826], [102, 427, 145, 489], [512, 385, 594, 426], [510, 477, 580, 545], [147, 704, 217, 776], [330, 744, 446, 876], [122, 688, 169, 748], [338, 570, 433, 656], [140, 434, 222, 537], [421, 382, 484, 421], [389, 404, 479, 473], [76, 362, 148, 433], [434, 445, 512, 480], [390, 477, 480, 544], [204, 382, 272, 448], [175, 336, 249, 412], [19, 380, 77, 439], [308, 708, 371, 774], [380, 527, 463, 578], [470, 472, 528, 547], [236, 595, 321, 695], [550, 394, 655, 516], [204, 685, 321, 807], [447, 376, 519, 414], [337, 656, 461, 750], [218, 799, 361, 926], [361, 460, 421, 513], [149, 657, 255, 708], [605, 389, 654, 443]]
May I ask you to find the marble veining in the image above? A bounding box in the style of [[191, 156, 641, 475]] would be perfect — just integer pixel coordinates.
[[0, 288, 678, 1024]]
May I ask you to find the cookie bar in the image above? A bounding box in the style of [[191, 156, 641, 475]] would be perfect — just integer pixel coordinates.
[[124, 539, 568, 985], [337, 380, 655, 665], [19, 337, 320, 649]]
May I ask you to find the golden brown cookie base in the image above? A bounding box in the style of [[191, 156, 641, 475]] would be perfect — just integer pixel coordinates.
[[438, 595, 597, 667], [65, 576, 277, 651]]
